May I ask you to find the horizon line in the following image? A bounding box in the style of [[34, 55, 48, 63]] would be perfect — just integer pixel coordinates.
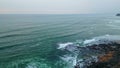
[[0, 13, 116, 15]]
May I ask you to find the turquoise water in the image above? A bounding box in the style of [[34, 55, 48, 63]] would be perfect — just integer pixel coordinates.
[[0, 14, 120, 68]]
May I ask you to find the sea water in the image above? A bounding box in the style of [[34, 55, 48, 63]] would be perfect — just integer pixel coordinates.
[[0, 14, 120, 68]]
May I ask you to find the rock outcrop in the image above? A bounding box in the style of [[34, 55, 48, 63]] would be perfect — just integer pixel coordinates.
[[116, 13, 120, 16], [58, 35, 120, 68], [74, 43, 120, 68]]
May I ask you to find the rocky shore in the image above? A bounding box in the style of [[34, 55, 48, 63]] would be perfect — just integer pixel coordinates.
[[74, 43, 120, 68], [58, 35, 120, 68], [116, 13, 120, 16]]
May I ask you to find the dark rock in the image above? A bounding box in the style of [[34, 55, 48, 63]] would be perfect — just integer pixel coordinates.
[[72, 43, 120, 68], [116, 13, 120, 16], [74, 64, 80, 68], [86, 43, 120, 68], [59, 39, 120, 68]]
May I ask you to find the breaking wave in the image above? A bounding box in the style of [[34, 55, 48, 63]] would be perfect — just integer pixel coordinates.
[[57, 35, 120, 68]]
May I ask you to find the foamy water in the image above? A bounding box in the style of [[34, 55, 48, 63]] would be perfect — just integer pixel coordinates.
[[0, 14, 120, 68], [57, 35, 120, 68]]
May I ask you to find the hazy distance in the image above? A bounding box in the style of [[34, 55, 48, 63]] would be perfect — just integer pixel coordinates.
[[0, 0, 120, 14]]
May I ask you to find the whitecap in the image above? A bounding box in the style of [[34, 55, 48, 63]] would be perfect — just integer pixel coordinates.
[[83, 38, 96, 45], [57, 35, 120, 68], [60, 55, 77, 67], [83, 35, 120, 46], [26, 61, 51, 68], [57, 42, 73, 49]]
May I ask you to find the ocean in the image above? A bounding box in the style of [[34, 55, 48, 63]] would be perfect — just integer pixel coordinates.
[[0, 14, 120, 68]]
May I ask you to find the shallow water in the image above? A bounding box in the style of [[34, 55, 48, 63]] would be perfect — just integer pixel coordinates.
[[0, 14, 120, 68]]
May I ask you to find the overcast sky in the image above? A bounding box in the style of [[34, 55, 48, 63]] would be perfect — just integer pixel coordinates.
[[0, 0, 120, 14]]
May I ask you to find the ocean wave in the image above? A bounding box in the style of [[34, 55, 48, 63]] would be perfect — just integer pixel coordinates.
[[57, 35, 120, 68], [0, 33, 28, 38], [0, 57, 53, 68], [58, 35, 120, 49], [57, 42, 73, 49], [83, 35, 120, 46], [26, 61, 51, 68], [60, 55, 77, 68]]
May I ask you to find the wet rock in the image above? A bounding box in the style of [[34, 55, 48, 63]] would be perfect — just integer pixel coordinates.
[[74, 64, 80, 68], [72, 43, 120, 68], [58, 39, 120, 68], [85, 43, 120, 68], [116, 13, 120, 16], [98, 51, 114, 62]]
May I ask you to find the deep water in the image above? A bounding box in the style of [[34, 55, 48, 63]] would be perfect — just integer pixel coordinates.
[[0, 14, 120, 68]]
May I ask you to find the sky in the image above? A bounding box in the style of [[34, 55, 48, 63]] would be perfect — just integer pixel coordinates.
[[0, 0, 120, 14]]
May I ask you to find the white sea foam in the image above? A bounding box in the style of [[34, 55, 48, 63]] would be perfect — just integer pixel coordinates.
[[83, 35, 120, 46], [83, 38, 96, 45], [26, 63, 37, 68], [58, 35, 120, 48], [26, 62, 51, 68], [57, 42, 73, 49], [58, 35, 120, 68], [60, 55, 77, 67], [60, 55, 73, 62]]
